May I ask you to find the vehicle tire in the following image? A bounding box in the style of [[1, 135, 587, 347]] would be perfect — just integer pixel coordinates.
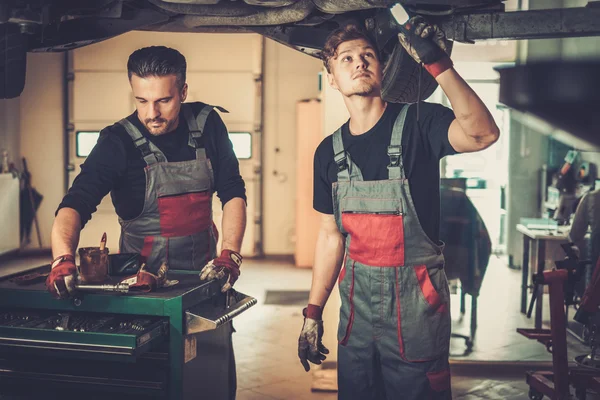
[[0, 23, 27, 99], [381, 40, 453, 104]]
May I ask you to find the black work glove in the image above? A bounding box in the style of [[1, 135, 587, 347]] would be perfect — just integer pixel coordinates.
[[298, 305, 329, 372], [397, 16, 453, 78]]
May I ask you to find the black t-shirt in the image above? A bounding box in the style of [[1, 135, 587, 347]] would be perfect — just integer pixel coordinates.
[[58, 102, 246, 227], [313, 102, 457, 243]]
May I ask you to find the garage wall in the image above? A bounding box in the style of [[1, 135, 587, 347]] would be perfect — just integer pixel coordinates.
[[262, 40, 324, 255], [68, 32, 264, 255], [0, 98, 20, 172], [505, 0, 600, 265], [69, 32, 324, 256], [19, 53, 65, 248], [321, 71, 349, 137], [505, 0, 560, 264], [561, 0, 600, 60], [561, 0, 600, 195], [0, 98, 21, 254], [4, 33, 322, 256]]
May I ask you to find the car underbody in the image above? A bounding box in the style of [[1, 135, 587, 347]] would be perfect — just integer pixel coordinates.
[[1, 0, 600, 100]]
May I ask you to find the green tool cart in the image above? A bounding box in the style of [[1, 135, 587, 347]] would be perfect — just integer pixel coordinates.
[[0, 265, 256, 400]]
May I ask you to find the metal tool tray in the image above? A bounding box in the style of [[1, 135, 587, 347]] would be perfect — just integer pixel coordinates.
[[186, 288, 257, 334]]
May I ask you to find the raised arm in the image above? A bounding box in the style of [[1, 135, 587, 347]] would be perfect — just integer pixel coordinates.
[[438, 69, 500, 153], [398, 16, 499, 153]]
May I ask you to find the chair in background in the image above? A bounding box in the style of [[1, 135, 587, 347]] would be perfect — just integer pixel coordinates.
[[440, 178, 492, 354]]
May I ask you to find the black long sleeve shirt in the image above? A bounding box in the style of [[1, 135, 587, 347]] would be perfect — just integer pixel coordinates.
[[58, 102, 246, 227]]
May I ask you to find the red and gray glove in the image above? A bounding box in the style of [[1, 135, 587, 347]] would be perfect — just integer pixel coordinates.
[[119, 265, 161, 293], [46, 254, 77, 299], [397, 16, 453, 78], [199, 249, 242, 292], [298, 304, 329, 372]]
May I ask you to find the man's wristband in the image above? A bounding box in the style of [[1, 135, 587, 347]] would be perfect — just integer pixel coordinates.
[[51, 254, 75, 269], [220, 249, 242, 268], [424, 56, 453, 79], [303, 304, 323, 320]]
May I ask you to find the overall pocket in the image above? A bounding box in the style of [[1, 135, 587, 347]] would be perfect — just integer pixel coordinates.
[[396, 265, 451, 361], [341, 198, 404, 267], [157, 191, 212, 237]]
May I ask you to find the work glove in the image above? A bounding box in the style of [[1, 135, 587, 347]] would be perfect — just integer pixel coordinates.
[[119, 263, 163, 293], [46, 254, 77, 299], [397, 16, 453, 78], [199, 249, 242, 292], [298, 304, 329, 372]]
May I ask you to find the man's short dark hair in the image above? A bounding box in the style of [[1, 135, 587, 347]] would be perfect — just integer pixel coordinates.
[[321, 24, 379, 73], [127, 46, 187, 90]]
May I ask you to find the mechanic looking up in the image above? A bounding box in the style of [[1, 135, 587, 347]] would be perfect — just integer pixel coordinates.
[[297, 20, 499, 399]]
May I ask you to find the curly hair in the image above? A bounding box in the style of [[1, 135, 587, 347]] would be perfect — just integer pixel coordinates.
[[321, 24, 379, 73]]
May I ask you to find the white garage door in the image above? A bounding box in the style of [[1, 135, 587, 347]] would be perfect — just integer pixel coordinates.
[[68, 31, 262, 258]]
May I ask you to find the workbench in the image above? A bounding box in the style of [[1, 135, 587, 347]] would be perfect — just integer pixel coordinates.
[[517, 224, 570, 329]]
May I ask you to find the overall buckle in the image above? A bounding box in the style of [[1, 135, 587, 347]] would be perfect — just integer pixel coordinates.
[[387, 145, 402, 168], [189, 130, 204, 148], [136, 141, 152, 157], [334, 152, 348, 172]]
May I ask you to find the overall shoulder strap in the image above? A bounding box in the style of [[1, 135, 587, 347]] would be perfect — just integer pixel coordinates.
[[388, 104, 411, 180], [332, 126, 364, 181], [183, 103, 230, 161], [117, 118, 165, 165]]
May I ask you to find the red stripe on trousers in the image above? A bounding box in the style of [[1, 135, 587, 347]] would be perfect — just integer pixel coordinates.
[[340, 261, 356, 346], [395, 267, 406, 358]]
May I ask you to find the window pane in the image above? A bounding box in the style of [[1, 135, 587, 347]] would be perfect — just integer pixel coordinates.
[[76, 131, 100, 157], [229, 132, 252, 159], [77, 130, 253, 159]]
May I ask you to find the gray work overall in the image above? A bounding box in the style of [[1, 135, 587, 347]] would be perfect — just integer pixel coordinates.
[[333, 104, 452, 400], [117, 104, 219, 274], [118, 103, 236, 400]]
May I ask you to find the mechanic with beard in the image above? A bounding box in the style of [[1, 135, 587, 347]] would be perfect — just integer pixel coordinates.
[[297, 21, 499, 399], [47, 46, 245, 399]]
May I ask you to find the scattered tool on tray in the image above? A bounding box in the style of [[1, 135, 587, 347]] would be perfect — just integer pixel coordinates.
[[75, 261, 179, 293], [9, 232, 178, 294]]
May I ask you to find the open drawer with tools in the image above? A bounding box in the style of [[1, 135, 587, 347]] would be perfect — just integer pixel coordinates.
[[0, 308, 170, 399], [0, 308, 168, 361]]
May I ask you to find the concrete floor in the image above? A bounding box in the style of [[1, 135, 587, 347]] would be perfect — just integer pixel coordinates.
[[231, 255, 596, 399], [0, 254, 599, 399]]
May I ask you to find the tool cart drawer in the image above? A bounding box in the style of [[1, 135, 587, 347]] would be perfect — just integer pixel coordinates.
[[0, 308, 168, 361]]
